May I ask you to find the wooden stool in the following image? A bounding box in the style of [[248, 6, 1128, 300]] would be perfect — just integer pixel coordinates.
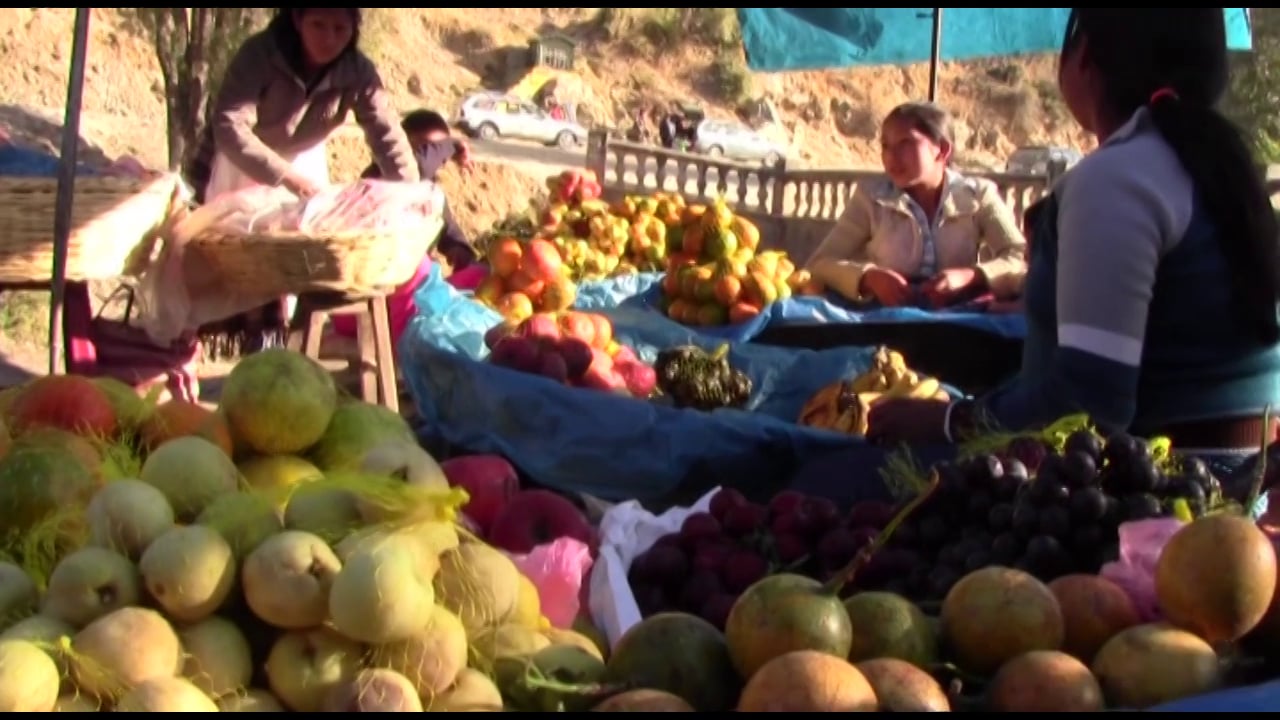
[[288, 292, 399, 413]]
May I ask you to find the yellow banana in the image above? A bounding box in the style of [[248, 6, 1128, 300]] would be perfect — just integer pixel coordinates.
[[906, 376, 941, 399], [850, 369, 885, 393], [931, 389, 951, 402], [882, 365, 908, 390]]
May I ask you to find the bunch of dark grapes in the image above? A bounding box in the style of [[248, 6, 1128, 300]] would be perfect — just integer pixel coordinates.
[[883, 430, 1220, 602]]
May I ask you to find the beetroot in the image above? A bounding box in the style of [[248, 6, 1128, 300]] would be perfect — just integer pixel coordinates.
[[709, 488, 747, 520], [517, 313, 561, 341], [700, 593, 737, 630], [722, 503, 768, 537], [817, 527, 862, 570], [615, 359, 658, 398], [680, 512, 723, 549], [680, 570, 724, 612], [631, 544, 689, 589], [805, 497, 841, 532], [848, 500, 895, 530], [489, 336, 542, 373], [487, 489, 594, 554], [537, 351, 570, 384], [692, 541, 733, 572], [774, 532, 809, 564], [484, 321, 517, 350], [555, 337, 594, 379], [440, 454, 519, 537], [768, 490, 805, 518], [722, 550, 769, 593]]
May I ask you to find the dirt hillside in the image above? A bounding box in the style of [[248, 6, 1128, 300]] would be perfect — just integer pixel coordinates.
[[0, 7, 1087, 236]]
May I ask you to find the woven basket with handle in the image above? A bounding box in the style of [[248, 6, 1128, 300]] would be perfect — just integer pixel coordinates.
[[0, 175, 181, 284], [184, 219, 440, 298]]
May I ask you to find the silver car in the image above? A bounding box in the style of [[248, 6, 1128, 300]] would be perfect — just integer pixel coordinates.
[[692, 119, 788, 167], [1005, 145, 1083, 177], [456, 93, 587, 150]]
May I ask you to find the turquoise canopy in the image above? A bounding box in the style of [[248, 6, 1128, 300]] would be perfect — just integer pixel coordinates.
[[737, 8, 1254, 73]]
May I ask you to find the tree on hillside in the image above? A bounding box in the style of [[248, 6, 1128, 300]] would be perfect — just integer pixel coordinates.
[[121, 8, 267, 169], [1227, 8, 1280, 162]]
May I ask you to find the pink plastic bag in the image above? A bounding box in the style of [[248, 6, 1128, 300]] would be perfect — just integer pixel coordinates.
[[332, 255, 434, 348], [506, 537, 594, 629], [1100, 517, 1186, 622], [448, 264, 489, 291]]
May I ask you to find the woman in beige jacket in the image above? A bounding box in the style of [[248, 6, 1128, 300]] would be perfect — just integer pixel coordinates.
[[806, 102, 1027, 308]]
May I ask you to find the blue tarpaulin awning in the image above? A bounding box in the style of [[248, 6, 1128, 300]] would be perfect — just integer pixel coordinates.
[[738, 8, 1253, 74]]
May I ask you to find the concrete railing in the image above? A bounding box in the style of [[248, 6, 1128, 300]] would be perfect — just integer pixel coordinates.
[[585, 130, 1280, 265]]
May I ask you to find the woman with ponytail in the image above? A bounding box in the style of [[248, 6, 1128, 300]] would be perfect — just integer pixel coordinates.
[[868, 9, 1280, 471]]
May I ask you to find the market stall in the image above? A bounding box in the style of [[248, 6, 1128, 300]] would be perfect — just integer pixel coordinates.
[[12, 6, 1280, 714]]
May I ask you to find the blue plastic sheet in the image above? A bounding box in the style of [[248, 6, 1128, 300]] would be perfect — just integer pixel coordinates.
[[0, 144, 97, 178], [572, 272, 1027, 341], [1151, 680, 1280, 712], [401, 267, 879, 503], [736, 9, 1253, 73]]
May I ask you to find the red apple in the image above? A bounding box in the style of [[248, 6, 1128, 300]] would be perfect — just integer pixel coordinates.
[[488, 489, 594, 554], [441, 454, 520, 537]]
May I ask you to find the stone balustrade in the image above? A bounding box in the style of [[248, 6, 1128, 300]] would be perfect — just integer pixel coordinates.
[[585, 129, 1280, 265]]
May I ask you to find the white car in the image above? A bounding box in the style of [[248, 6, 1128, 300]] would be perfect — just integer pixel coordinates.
[[456, 92, 588, 150]]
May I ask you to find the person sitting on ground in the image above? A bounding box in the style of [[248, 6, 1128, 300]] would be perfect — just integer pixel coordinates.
[[362, 109, 478, 271], [805, 102, 1027, 308], [867, 8, 1280, 480]]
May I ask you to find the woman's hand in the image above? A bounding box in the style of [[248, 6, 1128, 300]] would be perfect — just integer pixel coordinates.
[[921, 268, 984, 308], [866, 398, 951, 445], [282, 173, 321, 200], [859, 267, 913, 306]]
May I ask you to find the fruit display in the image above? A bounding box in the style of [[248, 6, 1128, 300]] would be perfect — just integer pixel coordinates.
[[660, 197, 823, 327], [545, 168, 603, 206], [613, 443, 1280, 710], [475, 237, 579, 323], [484, 311, 657, 398], [653, 344, 752, 411], [875, 429, 1222, 602], [798, 346, 949, 435], [532, 193, 676, 279], [0, 349, 630, 712]]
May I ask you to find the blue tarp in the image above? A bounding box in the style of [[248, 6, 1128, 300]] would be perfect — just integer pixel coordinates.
[[573, 272, 1027, 342], [1150, 680, 1280, 712], [401, 267, 878, 503], [737, 8, 1253, 73], [403, 269, 1280, 711]]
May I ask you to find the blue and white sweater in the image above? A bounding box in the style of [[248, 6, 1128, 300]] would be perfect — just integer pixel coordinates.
[[978, 108, 1280, 435]]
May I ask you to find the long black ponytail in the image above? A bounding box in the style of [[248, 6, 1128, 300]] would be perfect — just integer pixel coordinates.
[[1064, 9, 1280, 344]]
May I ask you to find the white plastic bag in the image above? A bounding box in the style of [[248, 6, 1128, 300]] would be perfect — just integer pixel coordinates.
[[588, 487, 719, 648], [130, 180, 444, 346]]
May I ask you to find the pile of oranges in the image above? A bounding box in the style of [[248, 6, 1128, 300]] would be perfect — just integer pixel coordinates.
[[473, 238, 579, 323]]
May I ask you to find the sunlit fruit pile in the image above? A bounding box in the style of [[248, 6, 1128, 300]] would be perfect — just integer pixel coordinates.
[[658, 197, 823, 326], [614, 420, 1280, 711], [0, 350, 614, 712]]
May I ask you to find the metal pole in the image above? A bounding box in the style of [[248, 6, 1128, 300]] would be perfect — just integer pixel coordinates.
[[48, 8, 92, 375], [928, 8, 944, 102]]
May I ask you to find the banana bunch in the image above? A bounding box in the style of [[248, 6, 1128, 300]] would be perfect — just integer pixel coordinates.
[[852, 346, 949, 401], [797, 346, 950, 436]]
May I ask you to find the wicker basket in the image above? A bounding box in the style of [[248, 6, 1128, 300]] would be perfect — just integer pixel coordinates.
[[184, 221, 439, 298], [0, 175, 181, 284]]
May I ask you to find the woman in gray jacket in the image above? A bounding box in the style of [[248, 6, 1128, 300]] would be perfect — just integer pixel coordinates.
[[186, 7, 420, 354]]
